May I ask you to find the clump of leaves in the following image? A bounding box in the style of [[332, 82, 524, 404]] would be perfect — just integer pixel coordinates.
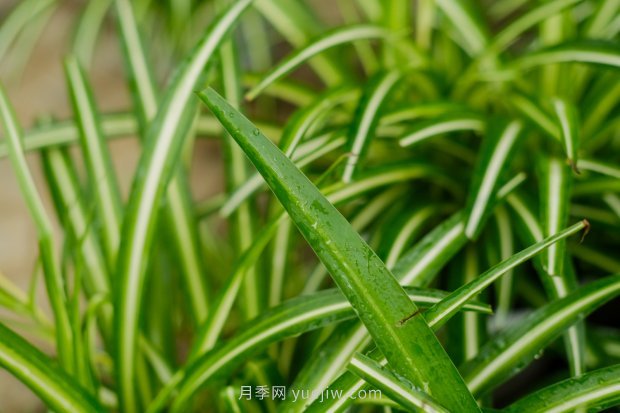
[[0, 0, 619, 412]]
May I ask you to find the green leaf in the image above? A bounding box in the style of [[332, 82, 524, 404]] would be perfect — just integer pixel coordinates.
[[551, 98, 581, 170], [342, 70, 401, 182], [490, 0, 581, 52], [149, 287, 489, 412], [399, 112, 484, 147], [423, 220, 588, 329], [348, 352, 450, 413], [505, 364, 620, 413], [65, 56, 123, 268], [434, 0, 489, 55], [0, 87, 75, 372], [0, 0, 55, 62], [245, 25, 389, 100], [462, 275, 620, 396], [464, 120, 523, 239], [515, 41, 620, 70], [114, 0, 211, 325], [254, 0, 346, 85], [0, 322, 104, 413], [113, 2, 253, 411], [198, 87, 481, 413]]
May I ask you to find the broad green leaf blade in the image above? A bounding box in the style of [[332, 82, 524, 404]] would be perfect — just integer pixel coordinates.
[[399, 113, 484, 147], [424, 220, 587, 329], [348, 352, 450, 413], [552, 98, 581, 170], [464, 120, 522, 239], [462, 275, 620, 396], [0, 87, 74, 372], [198, 87, 481, 413], [342, 70, 401, 182], [0, 322, 104, 413], [149, 287, 489, 412], [113, 2, 253, 411], [65, 56, 123, 268], [245, 25, 388, 100], [505, 364, 620, 413], [193, 163, 447, 356]]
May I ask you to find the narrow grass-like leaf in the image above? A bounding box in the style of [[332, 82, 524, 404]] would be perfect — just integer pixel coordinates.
[[465, 120, 522, 239], [253, 0, 346, 85], [539, 157, 572, 279], [509, 91, 560, 140], [384, 206, 435, 268], [65, 57, 123, 268], [113, 2, 253, 411], [434, 0, 489, 55], [0, 0, 55, 61], [515, 41, 620, 70], [115, 0, 211, 324], [280, 85, 358, 157], [348, 352, 450, 413], [423, 220, 587, 329], [505, 364, 620, 413], [603, 193, 620, 219], [217, 8, 261, 319], [342, 70, 401, 182], [0, 322, 104, 413], [41, 148, 111, 331], [151, 287, 489, 412], [199, 87, 481, 413], [245, 25, 388, 100], [399, 113, 484, 147], [490, 0, 580, 51], [552, 98, 581, 170], [585, 0, 620, 37], [462, 275, 620, 396], [577, 159, 620, 179], [0, 87, 74, 372], [72, 0, 111, 69]]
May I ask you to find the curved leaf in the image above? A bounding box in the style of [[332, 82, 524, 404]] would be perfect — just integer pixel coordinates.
[[348, 352, 450, 413], [246, 25, 389, 100], [505, 364, 620, 413], [462, 275, 620, 396], [113, 2, 253, 411], [0, 322, 103, 413]]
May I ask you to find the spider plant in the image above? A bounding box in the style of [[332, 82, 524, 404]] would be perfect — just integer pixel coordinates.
[[0, 0, 619, 412]]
